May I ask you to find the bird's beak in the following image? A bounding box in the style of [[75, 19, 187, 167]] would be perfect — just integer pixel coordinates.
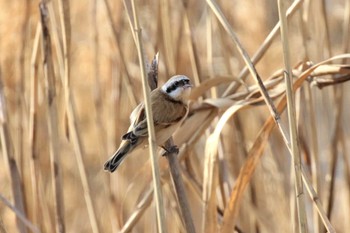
[[184, 84, 193, 89]]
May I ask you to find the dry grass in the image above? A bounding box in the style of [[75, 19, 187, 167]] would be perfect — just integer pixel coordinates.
[[0, 0, 350, 233]]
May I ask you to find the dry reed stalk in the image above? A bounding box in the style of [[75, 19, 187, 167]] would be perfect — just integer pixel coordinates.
[[323, 0, 344, 224], [222, 0, 304, 97], [0, 72, 27, 233], [325, 0, 350, 225], [56, 0, 101, 232], [317, 15, 350, 218], [320, 0, 332, 57], [324, 1, 350, 227], [233, 115, 260, 232], [36, 174, 55, 231], [119, 188, 154, 233], [204, 2, 291, 231], [341, 133, 350, 230], [281, 60, 349, 233], [39, 3, 65, 232], [341, 2, 350, 230], [160, 0, 176, 75], [206, 0, 285, 139], [182, 2, 201, 86], [47, 3, 64, 79], [277, 0, 308, 232], [342, 0, 350, 59], [131, 1, 167, 232], [103, 0, 138, 107], [202, 134, 219, 233], [202, 100, 260, 233], [0, 194, 40, 233], [295, 57, 350, 233], [92, 0, 116, 231], [164, 138, 197, 233], [206, 8, 215, 92], [17, 0, 30, 175], [28, 22, 41, 229], [327, 87, 343, 221], [304, 84, 320, 233]]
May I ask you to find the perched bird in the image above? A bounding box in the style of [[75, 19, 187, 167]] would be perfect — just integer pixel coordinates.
[[104, 75, 193, 172]]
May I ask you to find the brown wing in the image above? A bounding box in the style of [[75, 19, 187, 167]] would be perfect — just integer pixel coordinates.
[[123, 89, 188, 140], [129, 103, 146, 128], [151, 90, 188, 125]]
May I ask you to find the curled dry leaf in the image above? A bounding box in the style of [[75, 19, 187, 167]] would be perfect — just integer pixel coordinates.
[[190, 77, 238, 100]]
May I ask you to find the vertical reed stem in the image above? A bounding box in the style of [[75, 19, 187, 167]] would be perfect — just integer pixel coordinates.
[[131, 1, 167, 232], [277, 1, 308, 232], [39, 3, 65, 232]]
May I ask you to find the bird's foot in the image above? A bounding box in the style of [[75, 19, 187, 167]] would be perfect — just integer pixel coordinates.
[[161, 145, 179, 156]]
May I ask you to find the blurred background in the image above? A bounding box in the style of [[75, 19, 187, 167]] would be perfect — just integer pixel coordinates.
[[0, 0, 349, 232]]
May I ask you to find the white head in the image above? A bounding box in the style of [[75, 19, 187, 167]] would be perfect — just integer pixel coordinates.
[[161, 75, 193, 101]]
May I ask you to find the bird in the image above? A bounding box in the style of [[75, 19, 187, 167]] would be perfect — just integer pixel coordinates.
[[104, 75, 193, 173]]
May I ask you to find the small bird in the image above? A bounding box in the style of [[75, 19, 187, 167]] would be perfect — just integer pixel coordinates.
[[104, 75, 193, 172]]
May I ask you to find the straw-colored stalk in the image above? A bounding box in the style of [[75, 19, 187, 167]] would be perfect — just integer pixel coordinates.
[[0, 73, 27, 233], [182, 4, 201, 86], [0, 194, 40, 233], [277, 0, 308, 232], [160, 0, 176, 75], [120, 187, 154, 233], [222, 0, 304, 97], [39, 3, 65, 232], [28, 22, 41, 229], [297, 2, 321, 231], [163, 138, 196, 233], [103, 0, 138, 107], [206, 0, 286, 138], [57, 0, 101, 232], [205, 1, 286, 231], [326, 0, 350, 224], [130, 1, 167, 232]]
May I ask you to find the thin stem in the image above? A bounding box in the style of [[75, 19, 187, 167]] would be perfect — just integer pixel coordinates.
[[131, 1, 167, 232], [222, 0, 304, 97], [57, 0, 100, 231], [164, 139, 196, 233], [0, 194, 40, 233], [39, 3, 65, 232], [277, 0, 308, 232]]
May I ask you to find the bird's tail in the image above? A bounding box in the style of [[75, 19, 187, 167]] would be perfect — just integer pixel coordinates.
[[104, 139, 138, 173]]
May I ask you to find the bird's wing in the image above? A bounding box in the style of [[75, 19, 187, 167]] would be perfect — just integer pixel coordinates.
[[128, 103, 146, 129], [122, 102, 148, 140]]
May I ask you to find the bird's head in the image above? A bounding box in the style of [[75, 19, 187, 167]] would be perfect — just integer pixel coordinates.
[[161, 75, 193, 102]]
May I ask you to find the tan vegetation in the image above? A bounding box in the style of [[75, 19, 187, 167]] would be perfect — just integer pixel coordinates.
[[0, 0, 349, 232]]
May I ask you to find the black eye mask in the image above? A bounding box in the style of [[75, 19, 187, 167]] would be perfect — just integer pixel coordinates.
[[166, 79, 190, 93]]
